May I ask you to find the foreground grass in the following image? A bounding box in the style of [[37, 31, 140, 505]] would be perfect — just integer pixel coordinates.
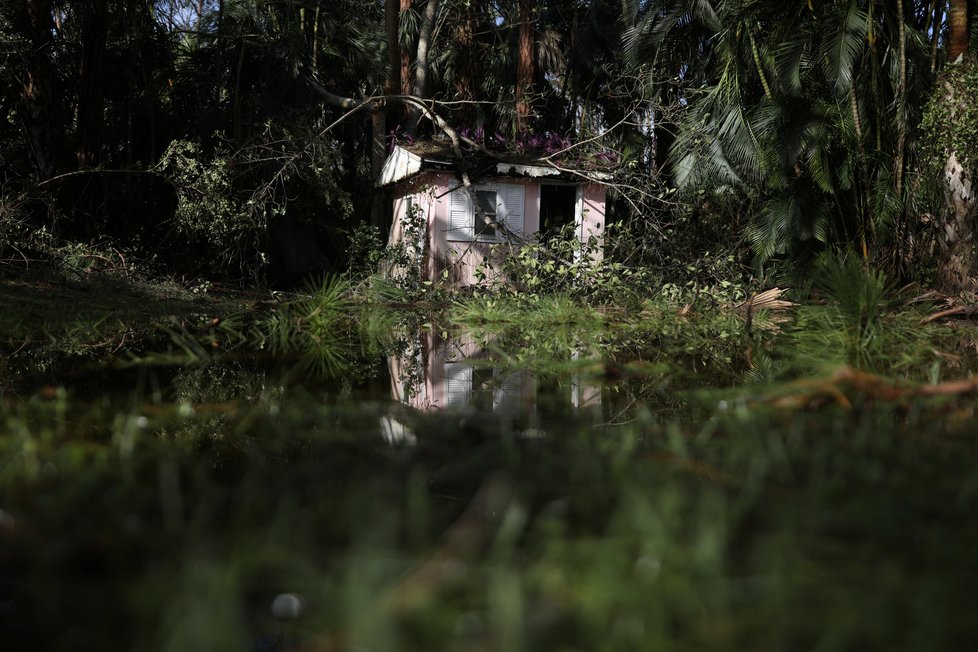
[[2, 368, 978, 651]]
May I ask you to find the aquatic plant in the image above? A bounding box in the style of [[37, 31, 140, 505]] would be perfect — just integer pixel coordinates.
[[257, 276, 353, 377]]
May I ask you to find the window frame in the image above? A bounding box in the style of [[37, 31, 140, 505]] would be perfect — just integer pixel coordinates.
[[473, 189, 499, 240], [447, 182, 524, 243]]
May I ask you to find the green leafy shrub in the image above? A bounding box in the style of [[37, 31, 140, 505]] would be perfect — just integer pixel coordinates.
[[346, 223, 385, 284], [157, 140, 266, 275], [468, 224, 655, 305]]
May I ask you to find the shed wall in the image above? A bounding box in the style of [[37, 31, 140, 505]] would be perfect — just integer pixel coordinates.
[[389, 171, 605, 287]]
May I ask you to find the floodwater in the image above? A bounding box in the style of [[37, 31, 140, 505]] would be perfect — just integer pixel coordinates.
[[2, 301, 978, 651]]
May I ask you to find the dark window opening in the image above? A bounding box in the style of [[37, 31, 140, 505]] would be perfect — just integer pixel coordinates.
[[540, 184, 577, 237], [471, 366, 495, 410]]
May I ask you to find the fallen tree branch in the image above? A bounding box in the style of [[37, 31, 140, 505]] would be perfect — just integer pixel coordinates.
[[920, 305, 976, 324], [762, 366, 978, 410]]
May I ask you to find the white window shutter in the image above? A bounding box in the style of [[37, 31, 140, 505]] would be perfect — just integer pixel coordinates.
[[500, 185, 524, 237], [445, 363, 472, 407], [448, 187, 473, 241]]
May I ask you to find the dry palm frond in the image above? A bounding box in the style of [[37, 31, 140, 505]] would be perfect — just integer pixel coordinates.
[[920, 294, 978, 325], [738, 287, 796, 313], [760, 366, 978, 411]]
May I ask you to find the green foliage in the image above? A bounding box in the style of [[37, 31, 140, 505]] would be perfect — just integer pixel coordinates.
[[0, 195, 140, 280], [919, 59, 978, 173], [0, 192, 30, 261], [345, 223, 385, 284], [387, 196, 429, 293], [257, 275, 353, 376], [0, 0, 968, 301], [157, 140, 265, 272], [814, 251, 890, 332], [636, 0, 934, 268], [811, 251, 892, 365], [764, 250, 937, 375], [452, 293, 602, 328], [469, 224, 653, 305]]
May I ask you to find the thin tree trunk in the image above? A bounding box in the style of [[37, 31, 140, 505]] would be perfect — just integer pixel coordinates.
[[930, 0, 943, 74], [217, 0, 226, 114], [371, 105, 388, 229], [948, 0, 968, 61], [400, 0, 412, 95], [516, 0, 534, 135], [894, 0, 907, 197], [77, 0, 108, 168], [233, 43, 246, 141], [455, 5, 473, 104], [386, 0, 401, 98], [849, 86, 873, 256], [406, 0, 440, 135], [412, 0, 438, 97], [22, 0, 62, 177], [312, 4, 321, 70], [386, 0, 403, 130]]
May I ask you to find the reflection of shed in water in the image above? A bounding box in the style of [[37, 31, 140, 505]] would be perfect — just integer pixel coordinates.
[[386, 330, 602, 433], [389, 329, 535, 413]]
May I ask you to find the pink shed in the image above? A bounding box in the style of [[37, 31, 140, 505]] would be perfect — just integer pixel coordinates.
[[377, 142, 608, 287]]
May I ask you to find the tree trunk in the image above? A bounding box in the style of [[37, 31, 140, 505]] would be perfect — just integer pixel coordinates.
[[455, 5, 474, 104], [400, 0, 412, 95], [21, 0, 63, 177], [371, 105, 388, 229], [938, 152, 976, 291], [385, 0, 403, 132], [948, 0, 968, 61], [935, 5, 976, 292], [515, 0, 534, 135], [77, 0, 108, 168], [386, 0, 401, 98], [894, 0, 907, 197], [936, 60, 978, 293], [406, 0, 439, 135], [930, 0, 943, 74]]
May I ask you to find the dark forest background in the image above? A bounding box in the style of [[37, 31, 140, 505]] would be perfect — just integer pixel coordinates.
[[2, 1, 978, 290]]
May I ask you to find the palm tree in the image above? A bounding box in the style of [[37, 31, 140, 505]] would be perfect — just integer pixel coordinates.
[[516, 0, 535, 134], [948, 0, 968, 61], [625, 0, 935, 270]]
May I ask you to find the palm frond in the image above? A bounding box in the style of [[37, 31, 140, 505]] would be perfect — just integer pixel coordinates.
[[819, 2, 869, 98]]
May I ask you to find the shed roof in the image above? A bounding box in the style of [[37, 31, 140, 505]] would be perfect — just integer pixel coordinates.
[[376, 140, 613, 188]]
